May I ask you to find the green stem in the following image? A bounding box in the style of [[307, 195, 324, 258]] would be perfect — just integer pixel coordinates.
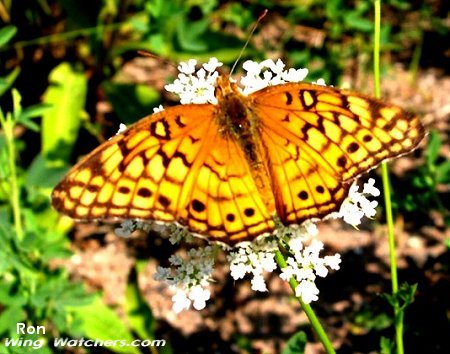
[[373, 2, 403, 353], [275, 249, 336, 354], [0, 22, 126, 52], [381, 166, 398, 296], [381, 164, 403, 353], [0, 109, 24, 240], [373, 1, 381, 98]]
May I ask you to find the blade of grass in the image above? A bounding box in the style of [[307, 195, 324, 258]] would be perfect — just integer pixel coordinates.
[[0, 90, 24, 240], [373, 2, 404, 353]]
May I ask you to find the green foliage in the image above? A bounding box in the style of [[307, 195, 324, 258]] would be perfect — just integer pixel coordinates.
[[0, 90, 156, 353], [0, 25, 19, 97], [282, 331, 307, 354], [383, 283, 417, 313], [353, 306, 393, 332], [445, 238, 450, 249], [102, 82, 160, 125], [68, 297, 140, 354], [380, 336, 395, 354], [393, 131, 450, 225], [0, 90, 94, 352], [41, 63, 88, 163], [0, 25, 17, 47], [124, 262, 156, 341]]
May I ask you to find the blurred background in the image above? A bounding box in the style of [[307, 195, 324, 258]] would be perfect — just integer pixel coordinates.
[[0, 1, 449, 353]]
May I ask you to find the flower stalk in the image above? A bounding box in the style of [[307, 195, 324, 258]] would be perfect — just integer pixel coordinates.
[[275, 249, 336, 354], [373, 1, 405, 353]]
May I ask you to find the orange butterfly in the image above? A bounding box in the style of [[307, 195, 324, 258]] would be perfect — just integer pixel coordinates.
[[52, 63, 424, 245]]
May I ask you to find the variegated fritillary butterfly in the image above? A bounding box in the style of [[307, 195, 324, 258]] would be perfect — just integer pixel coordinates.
[[52, 74, 424, 245]]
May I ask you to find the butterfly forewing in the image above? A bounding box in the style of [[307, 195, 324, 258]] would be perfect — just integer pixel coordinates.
[[52, 104, 276, 244]]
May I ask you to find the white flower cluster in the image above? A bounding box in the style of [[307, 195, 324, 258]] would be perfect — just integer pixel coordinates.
[[115, 58, 383, 311], [115, 220, 152, 237], [335, 178, 380, 226], [240, 59, 309, 94], [227, 239, 278, 292], [164, 58, 222, 104], [280, 239, 341, 304], [154, 246, 215, 313]]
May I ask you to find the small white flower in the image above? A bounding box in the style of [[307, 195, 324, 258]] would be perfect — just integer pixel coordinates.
[[178, 59, 197, 74], [115, 220, 135, 237], [172, 289, 191, 313], [295, 280, 319, 304], [242, 60, 261, 75], [251, 274, 268, 292], [115, 123, 127, 135], [165, 58, 221, 104], [135, 221, 152, 233], [240, 59, 310, 94], [363, 178, 381, 197], [153, 104, 164, 113], [279, 238, 341, 304], [154, 266, 172, 281], [339, 199, 365, 225], [228, 239, 277, 292], [154, 245, 216, 312], [203, 57, 223, 73], [189, 285, 211, 310], [338, 180, 381, 226], [324, 254, 342, 270], [168, 225, 195, 245], [312, 78, 327, 86], [303, 220, 319, 237], [282, 68, 309, 82]]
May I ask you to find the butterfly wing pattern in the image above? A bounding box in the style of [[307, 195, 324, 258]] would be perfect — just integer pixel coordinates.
[[250, 83, 424, 227], [52, 104, 275, 242], [52, 76, 424, 245]]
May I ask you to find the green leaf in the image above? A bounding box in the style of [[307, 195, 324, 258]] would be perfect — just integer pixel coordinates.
[[68, 296, 141, 354], [0, 342, 51, 354], [176, 19, 209, 52], [380, 336, 394, 354], [425, 130, 441, 166], [0, 305, 26, 337], [41, 62, 87, 162], [383, 283, 417, 311], [281, 331, 307, 354], [444, 238, 450, 249], [25, 154, 69, 190], [0, 67, 20, 98], [436, 161, 450, 184], [344, 12, 373, 32], [0, 25, 17, 47], [17, 104, 53, 132], [102, 82, 160, 125]]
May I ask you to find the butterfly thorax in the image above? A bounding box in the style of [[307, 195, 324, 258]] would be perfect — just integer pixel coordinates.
[[215, 76, 260, 160], [214, 75, 276, 214]]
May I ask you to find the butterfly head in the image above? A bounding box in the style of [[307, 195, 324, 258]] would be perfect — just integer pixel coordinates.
[[214, 75, 242, 101]]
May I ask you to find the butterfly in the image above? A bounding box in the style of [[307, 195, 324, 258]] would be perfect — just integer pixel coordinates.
[[52, 72, 424, 245]]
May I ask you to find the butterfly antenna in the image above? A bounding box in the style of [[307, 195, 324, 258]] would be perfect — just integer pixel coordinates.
[[137, 50, 178, 70], [229, 9, 268, 76]]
